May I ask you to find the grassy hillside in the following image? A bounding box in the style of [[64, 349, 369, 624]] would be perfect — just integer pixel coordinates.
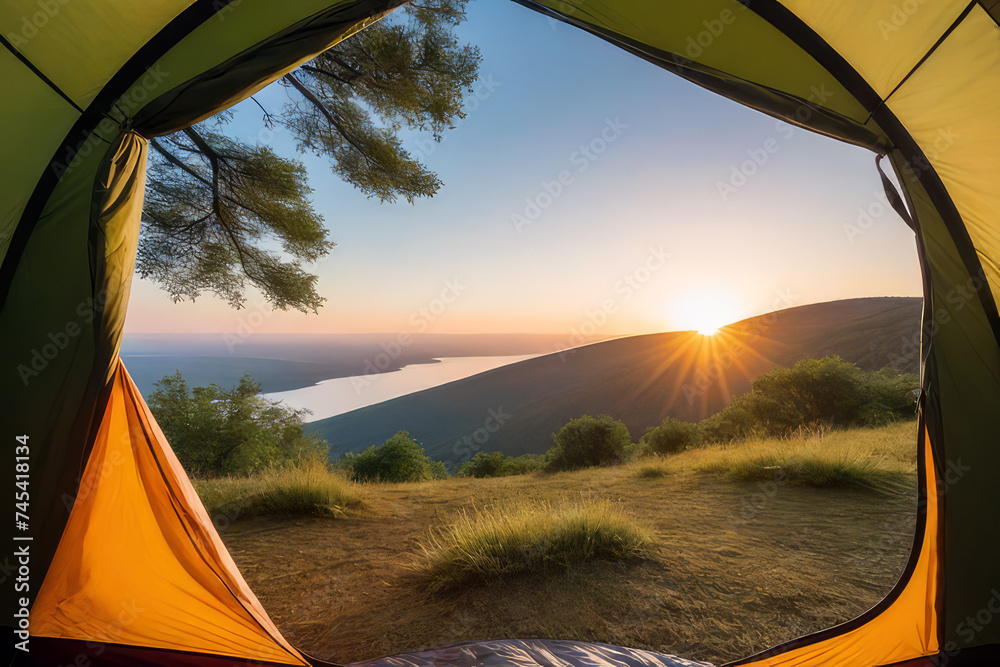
[[208, 421, 919, 665], [310, 297, 921, 466]]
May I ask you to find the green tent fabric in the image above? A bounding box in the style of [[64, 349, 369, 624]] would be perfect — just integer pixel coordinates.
[[1, 1, 999, 665]]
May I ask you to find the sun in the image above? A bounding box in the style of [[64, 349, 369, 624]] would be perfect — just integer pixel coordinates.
[[671, 290, 740, 336]]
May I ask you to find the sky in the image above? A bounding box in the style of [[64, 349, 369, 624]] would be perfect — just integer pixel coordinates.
[[124, 0, 923, 337]]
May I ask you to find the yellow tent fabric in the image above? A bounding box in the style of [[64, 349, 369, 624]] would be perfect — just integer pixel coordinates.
[[733, 430, 940, 666], [31, 359, 307, 665]]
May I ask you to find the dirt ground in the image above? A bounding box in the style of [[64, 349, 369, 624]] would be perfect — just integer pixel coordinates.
[[219, 467, 917, 666]]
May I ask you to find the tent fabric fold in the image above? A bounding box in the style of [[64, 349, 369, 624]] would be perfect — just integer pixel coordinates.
[[30, 360, 307, 665]]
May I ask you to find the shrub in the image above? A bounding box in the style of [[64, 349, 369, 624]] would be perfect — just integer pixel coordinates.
[[700, 398, 758, 443], [349, 431, 442, 483], [700, 357, 920, 442], [749, 356, 869, 432], [546, 414, 631, 471], [148, 371, 328, 477], [864, 366, 920, 424], [640, 417, 701, 455], [457, 451, 545, 478], [413, 499, 651, 592], [193, 462, 364, 519]]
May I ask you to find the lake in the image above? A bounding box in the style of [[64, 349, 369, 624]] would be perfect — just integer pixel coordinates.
[[263, 355, 539, 422]]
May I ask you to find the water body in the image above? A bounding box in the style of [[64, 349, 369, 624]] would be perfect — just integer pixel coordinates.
[[264, 355, 540, 422]]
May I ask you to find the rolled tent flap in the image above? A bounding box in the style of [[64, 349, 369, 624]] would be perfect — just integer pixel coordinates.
[[30, 360, 308, 665]]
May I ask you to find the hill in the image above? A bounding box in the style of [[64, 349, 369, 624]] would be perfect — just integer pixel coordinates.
[[309, 297, 921, 466]]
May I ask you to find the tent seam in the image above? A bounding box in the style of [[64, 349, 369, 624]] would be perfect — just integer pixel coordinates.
[[0, 33, 84, 113]]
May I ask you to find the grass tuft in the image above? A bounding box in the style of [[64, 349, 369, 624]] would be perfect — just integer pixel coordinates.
[[635, 421, 917, 492], [413, 498, 651, 593], [634, 461, 671, 479], [194, 463, 365, 520]]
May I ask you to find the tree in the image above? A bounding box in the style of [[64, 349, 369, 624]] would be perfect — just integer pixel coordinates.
[[140, 0, 481, 312], [640, 417, 701, 455], [349, 430, 443, 483], [546, 414, 631, 471], [147, 371, 328, 477]]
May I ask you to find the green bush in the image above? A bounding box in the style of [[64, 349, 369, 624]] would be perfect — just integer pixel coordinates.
[[348, 431, 443, 483], [749, 356, 869, 431], [640, 417, 701, 455], [863, 367, 920, 424], [456, 451, 545, 478], [699, 397, 759, 443], [148, 371, 328, 477], [546, 414, 631, 471], [700, 357, 919, 443]]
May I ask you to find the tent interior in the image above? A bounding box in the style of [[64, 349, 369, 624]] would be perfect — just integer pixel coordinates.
[[2, 1, 999, 666]]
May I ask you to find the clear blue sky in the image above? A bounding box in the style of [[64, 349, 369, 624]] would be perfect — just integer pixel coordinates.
[[125, 0, 922, 336]]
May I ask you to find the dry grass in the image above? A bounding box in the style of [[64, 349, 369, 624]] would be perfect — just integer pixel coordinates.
[[412, 499, 651, 592], [210, 421, 920, 665], [632, 421, 916, 492], [194, 462, 365, 519]]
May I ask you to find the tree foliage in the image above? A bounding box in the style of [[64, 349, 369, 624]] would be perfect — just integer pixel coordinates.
[[345, 430, 447, 483], [140, 126, 330, 312], [702, 356, 919, 442], [546, 414, 631, 471], [699, 397, 759, 443], [141, 0, 481, 312], [640, 417, 701, 455], [147, 371, 328, 477], [456, 451, 545, 478]]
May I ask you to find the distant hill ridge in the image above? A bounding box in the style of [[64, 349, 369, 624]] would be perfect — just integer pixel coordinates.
[[309, 297, 922, 467]]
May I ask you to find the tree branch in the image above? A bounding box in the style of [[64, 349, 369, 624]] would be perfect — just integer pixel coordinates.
[[283, 72, 374, 165], [301, 64, 355, 85], [183, 127, 223, 219]]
